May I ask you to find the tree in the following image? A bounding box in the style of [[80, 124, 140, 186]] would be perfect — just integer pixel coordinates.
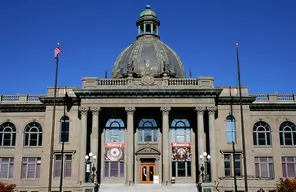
[[0, 182, 16, 192], [276, 177, 296, 192]]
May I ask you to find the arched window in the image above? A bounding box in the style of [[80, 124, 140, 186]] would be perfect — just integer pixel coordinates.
[[253, 121, 271, 146], [138, 118, 158, 142], [105, 118, 125, 143], [60, 116, 70, 143], [171, 119, 191, 178], [0, 122, 16, 147], [279, 121, 296, 146], [226, 115, 236, 143], [171, 119, 190, 142], [24, 122, 43, 147]]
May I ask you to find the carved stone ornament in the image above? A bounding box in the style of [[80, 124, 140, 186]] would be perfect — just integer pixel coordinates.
[[207, 106, 217, 115], [160, 106, 171, 115], [136, 146, 161, 155], [141, 60, 155, 86], [195, 106, 206, 115], [79, 106, 88, 115], [90, 107, 100, 115], [125, 106, 135, 115]]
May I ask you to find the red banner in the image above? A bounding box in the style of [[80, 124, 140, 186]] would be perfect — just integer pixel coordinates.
[[172, 142, 191, 147], [105, 142, 124, 148], [105, 142, 125, 161]]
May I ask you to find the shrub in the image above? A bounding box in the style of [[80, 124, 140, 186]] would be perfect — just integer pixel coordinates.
[[0, 182, 16, 192], [276, 177, 296, 192]]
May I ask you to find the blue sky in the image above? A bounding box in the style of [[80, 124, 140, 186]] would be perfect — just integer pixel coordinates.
[[1, 1, 295, 94]]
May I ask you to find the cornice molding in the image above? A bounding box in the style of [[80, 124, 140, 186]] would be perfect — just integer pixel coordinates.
[[39, 97, 80, 106], [0, 104, 45, 112], [217, 96, 256, 105], [250, 103, 296, 111]]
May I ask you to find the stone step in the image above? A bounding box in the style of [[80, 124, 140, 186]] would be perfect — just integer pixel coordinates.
[[98, 184, 198, 192]]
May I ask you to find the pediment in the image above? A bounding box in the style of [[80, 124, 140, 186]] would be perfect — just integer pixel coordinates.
[[136, 146, 160, 155]]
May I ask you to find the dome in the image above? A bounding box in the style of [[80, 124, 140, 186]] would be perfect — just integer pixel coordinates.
[[112, 5, 186, 78]]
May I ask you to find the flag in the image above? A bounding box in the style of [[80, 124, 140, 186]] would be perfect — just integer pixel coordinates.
[[54, 47, 63, 58], [64, 90, 73, 112]]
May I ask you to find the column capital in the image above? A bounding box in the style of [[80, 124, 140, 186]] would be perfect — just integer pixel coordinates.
[[90, 107, 101, 115], [207, 106, 217, 115], [195, 106, 206, 115], [160, 106, 171, 115], [79, 106, 89, 115], [125, 106, 135, 115]]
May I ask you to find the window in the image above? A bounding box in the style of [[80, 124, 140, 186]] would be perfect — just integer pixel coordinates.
[[224, 153, 241, 177], [279, 121, 296, 146], [0, 157, 14, 179], [172, 161, 191, 177], [0, 122, 16, 147], [138, 118, 158, 142], [24, 122, 43, 147], [21, 157, 41, 179], [253, 121, 271, 146], [105, 119, 125, 143], [282, 156, 296, 178], [255, 157, 274, 179], [171, 119, 191, 142], [226, 115, 236, 143], [54, 154, 72, 178], [104, 161, 124, 177], [60, 116, 70, 143]]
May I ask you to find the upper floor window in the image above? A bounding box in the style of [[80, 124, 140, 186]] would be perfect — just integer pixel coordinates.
[[60, 116, 70, 143], [226, 115, 236, 143], [253, 121, 271, 146], [279, 121, 296, 146], [0, 122, 16, 147], [171, 119, 190, 142], [21, 157, 41, 179], [24, 122, 43, 147], [105, 119, 125, 143], [138, 118, 158, 142], [54, 154, 72, 178], [255, 157, 274, 179]]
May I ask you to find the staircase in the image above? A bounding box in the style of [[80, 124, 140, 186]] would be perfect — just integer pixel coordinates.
[[98, 184, 198, 192]]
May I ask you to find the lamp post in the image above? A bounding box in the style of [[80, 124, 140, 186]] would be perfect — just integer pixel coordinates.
[[198, 152, 211, 192], [85, 152, 98, 192]]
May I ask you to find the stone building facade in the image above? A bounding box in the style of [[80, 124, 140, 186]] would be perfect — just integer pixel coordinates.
[[0, 5, 296, 192]]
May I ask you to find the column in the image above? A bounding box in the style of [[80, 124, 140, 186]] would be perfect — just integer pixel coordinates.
[[160, 106, 171, 184], [90, 107, 100, 157], [125, 106, 135, 184], [207, 106, 217, 181], [79, 106, 88, 183], [195, 106, 206, 167]]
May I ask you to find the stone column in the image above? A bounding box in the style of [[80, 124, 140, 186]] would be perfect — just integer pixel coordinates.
[[90, 107, 100, 183], [125, 106, 135, 184], [160, 106, 171, 185], [207, 106, 217, 182], [195, 106, 206, 167], [79, 106, 88, 183]]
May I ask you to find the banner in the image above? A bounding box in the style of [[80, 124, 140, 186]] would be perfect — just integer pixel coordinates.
[[105, 142, 124, 161], [171, 142, 191, 161]]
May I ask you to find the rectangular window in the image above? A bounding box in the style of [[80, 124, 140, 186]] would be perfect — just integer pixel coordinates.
[[21, 157, 41, 179], [0, 157, 14, 179], [223, 153, 241, 177], [171, 128, 191, 142], [138, 128, 158, 142], [255, 157, 274, 179], [104, 161, 124, 177], [54, 154, 72, 178], [282, 156, 296, 178], [171, 161, 191, 177], [105, 128, 124, 143]]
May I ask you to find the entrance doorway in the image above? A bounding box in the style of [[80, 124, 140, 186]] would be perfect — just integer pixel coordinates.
[[140, 161, 156, 184]]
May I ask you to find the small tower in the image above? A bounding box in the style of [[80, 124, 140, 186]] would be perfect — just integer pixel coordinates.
[[136, 5, 160, 38]]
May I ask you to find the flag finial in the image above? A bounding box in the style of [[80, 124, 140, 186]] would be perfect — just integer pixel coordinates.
[[57, 42, 60, 47], [236, 42, 239, 47]]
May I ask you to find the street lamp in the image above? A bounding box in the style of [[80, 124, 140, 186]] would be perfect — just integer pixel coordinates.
[[197, 152, 211, 192], [85, 152, 97, 183]]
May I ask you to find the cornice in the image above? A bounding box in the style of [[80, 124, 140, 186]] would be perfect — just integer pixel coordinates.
[[217, 96, 256, 105], [40, 97, 80, 106], [73, 88, 223, 99], [250, 103, 296, 111], [0, 104, 45, 112]]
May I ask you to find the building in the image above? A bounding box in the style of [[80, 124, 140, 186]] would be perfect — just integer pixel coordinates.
[[0, 5, 296, 192]]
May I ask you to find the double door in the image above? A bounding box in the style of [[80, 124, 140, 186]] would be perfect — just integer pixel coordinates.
[[140, 162, 156, 184]]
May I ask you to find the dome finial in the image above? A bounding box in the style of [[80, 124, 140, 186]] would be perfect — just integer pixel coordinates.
[[146, 5, 151, 9]]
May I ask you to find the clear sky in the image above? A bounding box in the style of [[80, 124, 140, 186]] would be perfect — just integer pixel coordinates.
[[1, 0, 295, 94]]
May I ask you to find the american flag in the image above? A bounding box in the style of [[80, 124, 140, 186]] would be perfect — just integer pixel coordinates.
[[54, 47, 63, 58]]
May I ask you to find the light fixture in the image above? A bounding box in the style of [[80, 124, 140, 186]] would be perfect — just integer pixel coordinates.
[[199, 155, 203, 159], [203, 152, 207, 157], [85, 155, 89, 160], [89, 152, 93, 157], [93, 155, 97, 160], [207, 155, 211, 159]]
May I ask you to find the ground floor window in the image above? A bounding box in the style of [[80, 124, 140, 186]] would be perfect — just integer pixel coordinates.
[[172, 161, 191, 177], [104, 161, 124, 177]]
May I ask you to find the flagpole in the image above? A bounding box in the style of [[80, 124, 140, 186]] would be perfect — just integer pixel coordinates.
[[236, 43, 248, 191], [48, 43, 61, 192]]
